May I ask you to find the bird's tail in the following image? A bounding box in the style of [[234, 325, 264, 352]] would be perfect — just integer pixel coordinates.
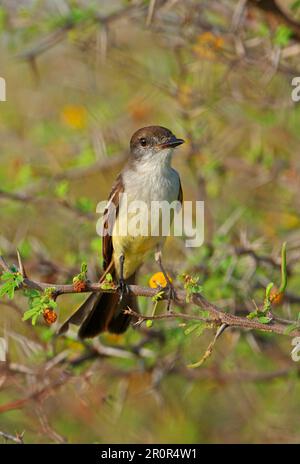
[[58, 271, 138, 338]]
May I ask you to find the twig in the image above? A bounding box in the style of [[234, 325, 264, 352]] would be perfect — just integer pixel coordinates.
[[146, 0, 157, 26], [0, 430, 24, 444], [187, 323, 228, 368]]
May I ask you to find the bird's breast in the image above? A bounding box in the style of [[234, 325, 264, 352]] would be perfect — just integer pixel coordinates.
[[122, 163, 180, 205], [111, 163, 180, 278]]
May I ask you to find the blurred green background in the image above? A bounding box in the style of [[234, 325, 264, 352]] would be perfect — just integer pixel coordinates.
[[1, 0, 300, 444]]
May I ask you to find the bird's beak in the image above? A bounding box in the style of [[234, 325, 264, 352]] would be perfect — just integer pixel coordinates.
[[159, 136, 185, 149]]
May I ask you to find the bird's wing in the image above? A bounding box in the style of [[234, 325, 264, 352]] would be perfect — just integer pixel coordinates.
[[102, 174, 124, 270], [57, 174, 124, 336]]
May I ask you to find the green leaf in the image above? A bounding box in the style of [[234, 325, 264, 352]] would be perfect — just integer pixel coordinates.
[[180, 273, 203, 302], [152, 290, 164, 302], [195, 322, 208, 336], [81, 262, 87, 274], [258, 316, 272, 324], [31, 313, 40, 326], [55, 180, 69, 199], [24, 288, 41, 299], [184, 323, 200, 336], [76, 197, 94, 213], [100, 272, 116, 290], [0, 271, 24, 299], [274, 25, 293, 47], [73, 262, 88, 285], [22, 287, 57, 325], [198, 310, 210, 319], [263, 282, 274, 312], [106, 273, 113, 282], [1, 271, 15, 281], [247, 311, 257, 320], [22, 307, 41, 321], [184, 321, 207, 336]]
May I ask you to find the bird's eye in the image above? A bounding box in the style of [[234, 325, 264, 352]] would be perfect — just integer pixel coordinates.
[[140, 138, 147, 147]]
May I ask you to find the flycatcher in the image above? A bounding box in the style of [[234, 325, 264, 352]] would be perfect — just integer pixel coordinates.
[[60, 126, 184, 338]]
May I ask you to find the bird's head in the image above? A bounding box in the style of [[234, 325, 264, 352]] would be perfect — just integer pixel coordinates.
[[130, 126, 184, 164]]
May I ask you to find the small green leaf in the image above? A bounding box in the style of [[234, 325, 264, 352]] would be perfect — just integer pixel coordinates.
[[265, 282, 274, 299], [100, 273, 116, 290], [263, 282, 274, 312], [105, 273, 113, 282], [184, 323, 200, 336], [22, 287, 57, 325], [184, 321, 208, 336], [73, 262, 88, 285], [274, 25, 293, 47], [22, 308, 41, 321], [76, 197, 94, 213], [258, 316, 272, 324], [0, 271, 23, 299], [31, 313, 40, 326], [198, 310, 210, 319], [247, 311, 257, 320], [55, 180, 69, 198], [152, 290, 164, 302], [179, 273, 203, 302], [81, 262, 88, 274]]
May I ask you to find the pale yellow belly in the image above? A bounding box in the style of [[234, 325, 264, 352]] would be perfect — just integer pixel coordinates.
[[112, 233, 162, 279]]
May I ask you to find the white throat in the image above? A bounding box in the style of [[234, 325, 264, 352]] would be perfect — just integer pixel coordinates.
[[122, 147, 179, 204], [134, 147, 173, 172]]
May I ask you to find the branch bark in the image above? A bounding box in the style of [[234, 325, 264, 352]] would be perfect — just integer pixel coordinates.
[[0, 255, 299, 338]]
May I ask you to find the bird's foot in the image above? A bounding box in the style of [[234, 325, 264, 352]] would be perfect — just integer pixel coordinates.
[[118, 278, 130, 302], [164, 282, 176, 311]]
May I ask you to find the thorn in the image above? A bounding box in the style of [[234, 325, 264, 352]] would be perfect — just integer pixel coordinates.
[[154, 250, 162, 263], [16, 249, 27, 278]]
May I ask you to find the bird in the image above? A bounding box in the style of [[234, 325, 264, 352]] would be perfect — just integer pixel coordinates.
[[59, 125, 184, 338]]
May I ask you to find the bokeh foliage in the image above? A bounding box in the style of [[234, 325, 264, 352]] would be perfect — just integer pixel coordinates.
[[1, 0, 300, 444]]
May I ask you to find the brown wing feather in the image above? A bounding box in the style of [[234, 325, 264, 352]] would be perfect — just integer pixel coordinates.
[[102, 174, 124, 270], [58, 175, 124, 336]]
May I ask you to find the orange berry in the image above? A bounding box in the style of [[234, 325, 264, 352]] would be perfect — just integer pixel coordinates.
[[43, 308, 57, 325]]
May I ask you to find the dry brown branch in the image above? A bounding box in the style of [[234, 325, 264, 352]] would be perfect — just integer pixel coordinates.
[[0, 254, 299, 338], [0, 371, 71, 414]]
